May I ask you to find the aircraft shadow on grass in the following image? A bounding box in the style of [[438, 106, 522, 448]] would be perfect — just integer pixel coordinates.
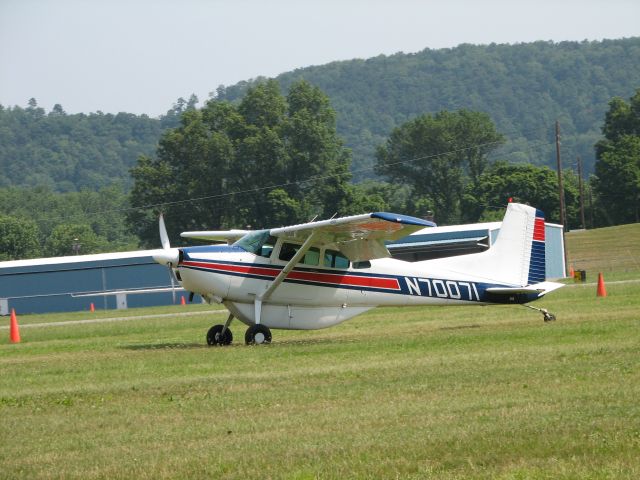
[[121, 342, 205, 351]]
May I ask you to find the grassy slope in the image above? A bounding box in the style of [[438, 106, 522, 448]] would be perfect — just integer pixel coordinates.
[[1, 226, 639, 479], [566, 223, 640, 277]]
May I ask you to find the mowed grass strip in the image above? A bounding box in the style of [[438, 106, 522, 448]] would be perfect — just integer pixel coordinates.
[[1, 277, 639, 479]]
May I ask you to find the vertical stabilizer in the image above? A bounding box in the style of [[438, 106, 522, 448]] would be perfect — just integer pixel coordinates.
[[420, 203, 545, 287]]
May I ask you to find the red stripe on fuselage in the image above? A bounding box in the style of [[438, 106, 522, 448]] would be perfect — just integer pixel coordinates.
[[181, 260, 400, 290], [183, 261, 279, 278], [286, 270, 400, 289], [533, 218, 545, 241]]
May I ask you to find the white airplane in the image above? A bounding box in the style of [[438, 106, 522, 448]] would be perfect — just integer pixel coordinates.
[[153, 202, 563, 345]]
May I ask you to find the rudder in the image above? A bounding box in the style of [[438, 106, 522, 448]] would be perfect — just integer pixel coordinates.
[[527, 209, 546, 284]]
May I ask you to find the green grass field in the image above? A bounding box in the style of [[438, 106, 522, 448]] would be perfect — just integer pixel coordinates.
[[1, 225, 639, 479]]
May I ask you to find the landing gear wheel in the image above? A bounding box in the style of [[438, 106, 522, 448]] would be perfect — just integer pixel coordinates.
[[523, 304, 557, 322], [206, 324, 233, 346], [245, 324, 272, 345]]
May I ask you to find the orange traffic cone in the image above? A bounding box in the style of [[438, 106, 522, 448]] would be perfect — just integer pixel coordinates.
[[180, 295, 186, 305], [569, 264, 574, 279], [597, 272, 607, 297], [9, 308, 21, 343], [90, 303, 95, 313]]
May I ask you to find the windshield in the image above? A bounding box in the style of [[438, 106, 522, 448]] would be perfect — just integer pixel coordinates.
[[233, 230, 272, 255]]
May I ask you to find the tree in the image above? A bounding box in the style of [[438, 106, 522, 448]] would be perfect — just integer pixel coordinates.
[[462, 161, 580, 226], [0, 185, 139, 254], [49, 104, 66, 116], [376, 110, 504, 224], [128, 80, 354, 246], [594, 135, 640, 225], [26, 97, 45, 118], [44, 223, 106, 257], [0, 215, 41, 260], [593, 89, 640, 225], [283, 80, 352, 219], [0, 103, 165, 191]]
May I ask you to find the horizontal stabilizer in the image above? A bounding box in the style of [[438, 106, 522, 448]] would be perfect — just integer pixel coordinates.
[[486, 281, 564, 298]]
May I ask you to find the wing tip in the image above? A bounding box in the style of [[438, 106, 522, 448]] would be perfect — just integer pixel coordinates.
[[371, 212, 436, 227]]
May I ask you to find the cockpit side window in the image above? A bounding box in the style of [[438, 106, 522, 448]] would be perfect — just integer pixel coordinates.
[[259, 241, 275, 258], [234, 230, 276, 257], [279, 242, 320, 265]]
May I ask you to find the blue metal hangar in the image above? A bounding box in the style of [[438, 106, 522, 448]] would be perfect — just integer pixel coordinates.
[[0, 221, 565, 315], [0, 250, 187, 315]]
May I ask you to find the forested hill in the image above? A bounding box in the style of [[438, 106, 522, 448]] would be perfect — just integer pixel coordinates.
[[2, 39, 639, 192], [0, 100, 189, 191], [218, 38, 640, 179]]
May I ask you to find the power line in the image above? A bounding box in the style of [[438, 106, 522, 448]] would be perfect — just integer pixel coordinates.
[[6, 121, 580, 229], [23, 134, 562, 227]]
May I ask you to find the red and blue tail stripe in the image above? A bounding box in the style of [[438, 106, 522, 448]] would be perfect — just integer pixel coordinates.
[[527, 209, 546, 284]]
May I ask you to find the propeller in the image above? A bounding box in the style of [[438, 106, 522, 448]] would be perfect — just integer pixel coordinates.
[[152, 214, 180, 267], [152, 214, 182, 304]]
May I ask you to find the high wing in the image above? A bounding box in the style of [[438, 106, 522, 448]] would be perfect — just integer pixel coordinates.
[[269, 212, 436, 262], [181, 229, 250, 244]]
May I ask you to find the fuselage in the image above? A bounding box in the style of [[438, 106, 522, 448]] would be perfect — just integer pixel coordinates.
[[175, 244, 532, 330]]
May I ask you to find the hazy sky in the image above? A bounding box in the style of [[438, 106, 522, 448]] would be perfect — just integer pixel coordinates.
[[1, 0, 638, 117]]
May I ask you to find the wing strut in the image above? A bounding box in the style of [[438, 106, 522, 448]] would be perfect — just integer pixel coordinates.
[[253, 232, 317, 325]]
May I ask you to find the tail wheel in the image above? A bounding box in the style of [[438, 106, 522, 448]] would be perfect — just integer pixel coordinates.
[[206, 324, 233, 346], [245, 324, 272, 345]]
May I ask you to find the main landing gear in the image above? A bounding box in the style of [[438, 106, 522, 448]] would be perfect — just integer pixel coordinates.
[[206, 324, 233, 345], [205, 313, 272, 346], [523, 304, 557, 322], [245, 324, 272, 345]]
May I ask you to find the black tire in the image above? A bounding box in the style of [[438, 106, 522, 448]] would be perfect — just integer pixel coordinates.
[[244, 324, 272, 345], [206, 324, 233, 346]]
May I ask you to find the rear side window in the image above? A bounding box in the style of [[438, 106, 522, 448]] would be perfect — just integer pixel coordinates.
[[323, 249, 350, 269], [352, 260, 371, 269]]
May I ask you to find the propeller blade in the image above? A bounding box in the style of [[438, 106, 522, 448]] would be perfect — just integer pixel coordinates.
[[153, 215, 180, 266], [159, 213, 171, 250]]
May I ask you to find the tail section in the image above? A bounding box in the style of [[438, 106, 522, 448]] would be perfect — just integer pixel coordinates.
[[422, 203, 548, 288]]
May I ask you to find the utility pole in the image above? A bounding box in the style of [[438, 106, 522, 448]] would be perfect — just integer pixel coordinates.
[[555, 121, 567, 228], [555, 121, 568, 276], [588, 185, 594, 229], [577, 155, 586, 230]]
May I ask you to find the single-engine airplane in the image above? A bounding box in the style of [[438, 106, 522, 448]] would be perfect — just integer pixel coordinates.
[[152, 202, 563, 345]]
